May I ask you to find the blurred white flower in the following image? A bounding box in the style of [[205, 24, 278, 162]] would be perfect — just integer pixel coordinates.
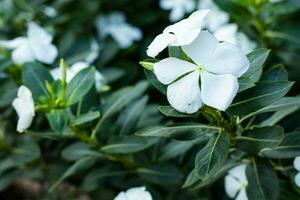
[[85, 40, 101, 63], [114, 186, 152, 200], [0, 22, 58, 64], [199, 0, 229, 31], [214, 24, 256, 54], [51, 62, 105, 90], [96, 12, 142, 49], [12, 86, 35, 133], [44, 6, 57, 18], [293, 157, 300, 187], [160, 0, 196, 22], [269, 0, 284, 3], [147, 9, 209, 58], [225, 164, 248, 200], [153, 31, 249, 113]]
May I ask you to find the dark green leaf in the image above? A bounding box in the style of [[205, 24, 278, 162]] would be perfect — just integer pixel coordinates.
[[22, 62, 54, 99], [144, 69, 166, 94], [261, 64, 288, 81], [237, 126, 283, 154], [46, 109, 68, 134], [65, 67, 95, 105], [195, 132, 230, 179], [136, 125, 220, 141], [246, 158, 279, 200], [70, 111, 100, 126], [158, 105, 200, 118], [61, 142, 99, 161], [238, 77, 256, 92]]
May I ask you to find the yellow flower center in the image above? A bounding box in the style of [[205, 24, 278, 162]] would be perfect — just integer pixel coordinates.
[[196, 65, 205, 72]]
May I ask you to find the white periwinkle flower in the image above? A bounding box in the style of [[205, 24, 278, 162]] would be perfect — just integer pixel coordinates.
[[153, 31, 249, 113], [114, 186, 152, 200], [51, 62, 105, 90], [293, 156, 300, 187], [214, 24, 256, 54], [0, 22, 58, 65], [160, 0, 196, 22], [96, 12, 142, 49], [146, 9, 209, 58], [225, 164, 248, 200], [12, 86, 35, 133]]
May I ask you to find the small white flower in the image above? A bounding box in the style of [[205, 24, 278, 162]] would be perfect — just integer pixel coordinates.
[[51, 62, 105, 90], [96, 12, 142, 49], [214, 24, 256, 54], [12, 86, 35, 133], [114, 186, 152, 200], [146, 9, 210, 58], [0, 22, 58, 64], [199, 0, 229, 31], [293, 156, 300, 187], [160, 0, 196, 22], [44, 6, 57, 18], [225, 164, 248, 200], [153, 31, 249, 113]]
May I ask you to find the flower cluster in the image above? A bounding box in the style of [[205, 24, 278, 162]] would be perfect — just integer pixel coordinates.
[[146, 10, 249, 113]]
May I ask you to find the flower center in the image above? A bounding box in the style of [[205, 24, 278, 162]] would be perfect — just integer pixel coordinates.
[[196, 65, 205, 72]]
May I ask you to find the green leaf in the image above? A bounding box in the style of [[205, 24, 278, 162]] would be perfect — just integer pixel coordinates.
[[236, 126, 283, 154], [137, 165, 183, 185], [261, 64, 288, 81], [238, 77, 256, 92], [242, 48, 270, 83], [65, 67, 95, 105], [61, 142, 99, 161], [116, 96, 148, 135], [46, 109, 68, 134], [239, 96, 300, 123], [246, 158, 279, 200], [228, 81, 293, 116], [100, 136, 149, 154], [195, 132, 230, 179], [0, 170, 19, 192], [158, 105, 200, 118], [70, 111, 100, 126], [168, 46, 186, 60], [259, 131, 300, 158], [136, 125, 220, 141], [92, 81, 148, 136], [49, 156, 96, 192], [22, 62, 54, 99], [0, 79, 17, 108], [144, 69, 166, 94]]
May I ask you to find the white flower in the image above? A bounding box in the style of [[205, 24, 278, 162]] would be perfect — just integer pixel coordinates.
[[160, 0, 196, 22], [225, 164, 248, 200], [96, 12, 142, 49], [12, 86, 35, 133], [146, 9, 209, 58], [214, 24, 256, 54], [44, 6, 57, 18], [0, 22, 58, 64], [114, 186, 152, 200], [198, 0, 229, 31], [51, 62, 105, 90], [153, 31, 249, 113], [293, 156, 300, 187]]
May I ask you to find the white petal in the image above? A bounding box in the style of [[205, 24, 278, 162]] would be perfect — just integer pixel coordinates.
[[295, 173, 300, 188], [236, 189, 248, 200], [0, 37, 28, 49], [159, 0, 173, 10], [50, 68, 61, 80], [293, 157, 300, 171], [205, 42, 250, 77], [110, 24, 142, 49], [28, 22, 52, 45], [165, 9, 210, 46], [214, 24, 238, 44], [95, 71, 106, 90], [201, 72, 238, 111], [224, 175, 241, 198], [228, 164, 248, 184], [169, 7, 185, 22], [126, 187, 152, 200], [12, 86, 35, 133], [167, 71, 202, 113], [30, 43, 58, 64], [153, 57, 197, 85], [113, 192, 127, 200], [146, 32, 176, 57], [12, 43, 35, 64], [182, 31, 218, 66], [67, 62, 89, 82]]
